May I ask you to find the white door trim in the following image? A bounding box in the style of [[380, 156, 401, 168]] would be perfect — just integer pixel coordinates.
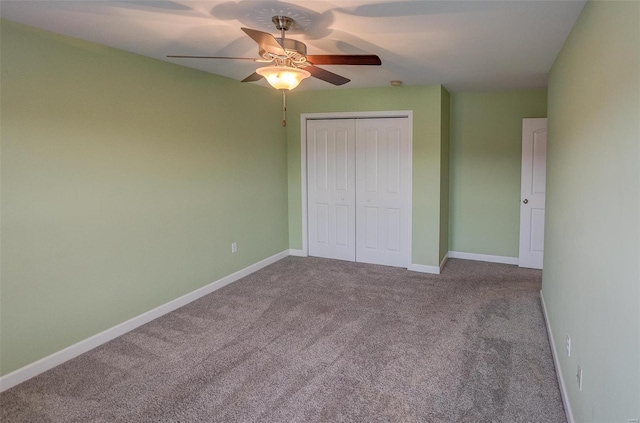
[[300, 111, 413, 266]]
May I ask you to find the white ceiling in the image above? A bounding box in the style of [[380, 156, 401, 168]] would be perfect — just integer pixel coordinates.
[[1, 0, 585, 92]]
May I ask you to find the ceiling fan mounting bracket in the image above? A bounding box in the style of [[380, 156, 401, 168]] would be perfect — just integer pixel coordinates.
[[272, 16, 294, 32]]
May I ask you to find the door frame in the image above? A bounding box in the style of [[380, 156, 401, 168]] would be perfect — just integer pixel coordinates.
[[300, 110, 414, 265]]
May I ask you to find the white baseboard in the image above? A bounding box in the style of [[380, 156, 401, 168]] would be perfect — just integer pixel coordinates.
[[408, 252, 449, 275], [288, 249, 306, 257], [540, 290, 575, 423], [0, 250, 290, 393], [448, 251, 519, 265], [408, 263, 440, 274], [439, 252, 449, 271]]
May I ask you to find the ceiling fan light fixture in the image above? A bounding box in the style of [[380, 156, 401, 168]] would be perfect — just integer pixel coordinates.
[[256, 65, 311, 90]]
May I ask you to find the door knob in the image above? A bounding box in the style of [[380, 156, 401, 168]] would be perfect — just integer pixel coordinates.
[[523, 199, 529, 204]]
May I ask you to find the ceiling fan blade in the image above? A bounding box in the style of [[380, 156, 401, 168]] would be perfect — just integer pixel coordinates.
[[241, 27, 285, 56], [306, 55, 381, 66], [167, 55, 258, 60], [305, 66, 350, 86], [241, 72, 263, 83]]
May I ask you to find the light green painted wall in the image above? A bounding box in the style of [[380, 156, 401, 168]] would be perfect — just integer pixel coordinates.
[[543, 2, 640, 422], [286, 85, 445, 267], [449, 90, 547, 257], [439, 87, 450, 263], [0, 20, 288, 375]]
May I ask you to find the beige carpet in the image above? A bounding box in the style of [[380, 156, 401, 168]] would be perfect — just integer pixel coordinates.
[[0, 257, 565, 422]]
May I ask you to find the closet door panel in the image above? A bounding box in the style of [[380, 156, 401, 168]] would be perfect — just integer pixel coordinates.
[[355, 118, 411, 267], [307, 120, 356, 261]]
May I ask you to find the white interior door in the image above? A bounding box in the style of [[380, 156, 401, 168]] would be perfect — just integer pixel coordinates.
[[519, 118, 547, 269], [307, 119, 356, 261], [355, 118, 411, 267]]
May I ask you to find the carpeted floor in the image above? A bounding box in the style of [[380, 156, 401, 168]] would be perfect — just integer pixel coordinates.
[[0, 257, 565, 422]]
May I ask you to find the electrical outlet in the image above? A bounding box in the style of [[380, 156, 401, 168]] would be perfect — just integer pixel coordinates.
[[577, 365, 583, 391], [566, 335, 571, 357], [231, 242, 237, 253]]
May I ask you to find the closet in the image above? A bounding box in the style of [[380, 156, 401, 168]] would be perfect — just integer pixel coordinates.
[[306, 117, 411, 268]]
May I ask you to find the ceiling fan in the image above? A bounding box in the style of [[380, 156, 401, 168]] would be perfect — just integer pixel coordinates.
[[167, 15, 382, 91]]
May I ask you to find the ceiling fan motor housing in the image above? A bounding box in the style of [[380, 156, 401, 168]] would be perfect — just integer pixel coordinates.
[[260, 38, 307, 65], [276, 38, 307, 55]]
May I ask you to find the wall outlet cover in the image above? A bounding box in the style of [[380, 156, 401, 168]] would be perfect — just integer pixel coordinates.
[[577, 365, 583, 391]]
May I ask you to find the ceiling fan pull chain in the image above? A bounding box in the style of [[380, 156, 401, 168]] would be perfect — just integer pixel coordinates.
[[282, 90, 287, 127]]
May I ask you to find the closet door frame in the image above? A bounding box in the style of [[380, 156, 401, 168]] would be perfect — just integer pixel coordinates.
[[299, 111, 413, 266]]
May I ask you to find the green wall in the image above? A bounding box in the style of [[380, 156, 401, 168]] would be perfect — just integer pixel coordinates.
[[0, 20, 288, 375], [543, 2, 640, 421], [449, 90, 547, 257], [286, 85, 448, 267]]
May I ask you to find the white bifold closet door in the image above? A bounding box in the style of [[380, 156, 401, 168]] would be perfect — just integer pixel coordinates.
[[355, 118, 411, 267], [307, 117, 411, 268], [307, 119, 356, 261]]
